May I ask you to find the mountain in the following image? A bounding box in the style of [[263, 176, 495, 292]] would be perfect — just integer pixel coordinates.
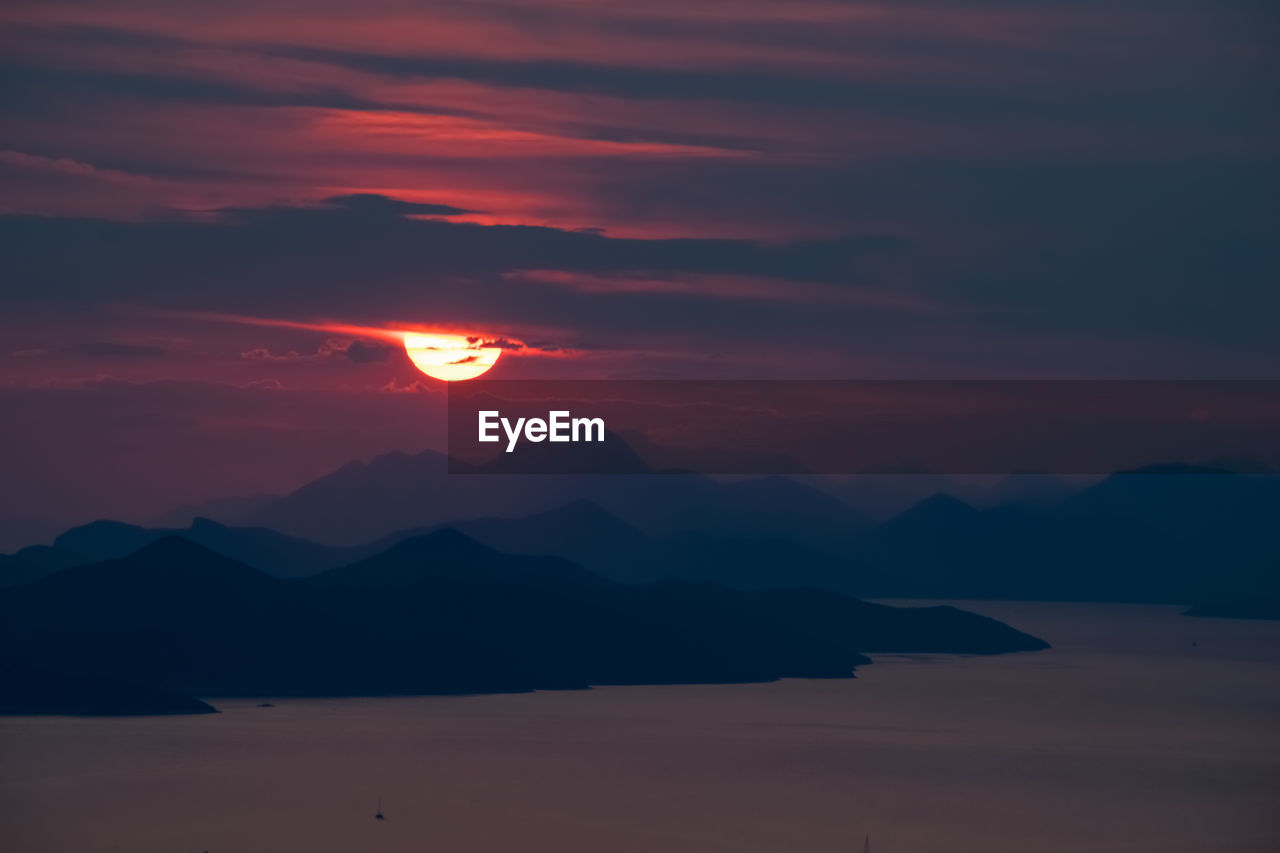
[[649, 583, 1048, 655], [32, 460, 1276, 605], [310, 528, 603, 588], [825, 473, 960, 520], [0, 660, 215, 716], [0, 534, 1047, 711], [374, 498, 868, 592], [53, 519, 156, 561], [149, 492, 281, 528], [0, 515, 64, 554], [50, 517, 365, 579], [976, 473, 1079, 508], [612, 530, 860, 590], [240, 447, 870, 547], [0, 544, 86, 587], [845, 495, 1185, 601], [427, 500, 651, 572], [1061, 466, 1280, 545], [23, 503, 647, 583], [26, 493, 866, 593], [244, 450, 575, 544], [463, 428, 652, 474], [713, 476, 871, 543], [841, 469, 1280, 602], [616, 428, 811, 475]]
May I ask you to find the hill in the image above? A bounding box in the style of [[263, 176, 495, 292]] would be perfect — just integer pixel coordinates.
[[0, 660, 215, 716], [0, 535, 1047, 711]]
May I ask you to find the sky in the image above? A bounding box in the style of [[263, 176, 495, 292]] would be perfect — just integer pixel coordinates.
[[1, 0, 1278, 526]]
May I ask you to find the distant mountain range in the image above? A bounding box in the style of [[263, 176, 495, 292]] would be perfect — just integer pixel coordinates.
[[237, 448, 875, 546], [4, 448, 1278, 606], [0, 533, 1046, 715]]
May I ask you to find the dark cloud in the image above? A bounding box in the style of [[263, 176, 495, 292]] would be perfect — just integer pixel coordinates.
[[260, 44, 1260, 130], [0, 195, 903, 308], [1, 3, 1277, 374], [470, 337, 526, 351], [238, 338, 395, 364], [1, 171, 1278, 365], [345, 340, 393, 363], [2, 0, 1276, 527], [323, 194, 476, 218], [0, 60, 389, 118]]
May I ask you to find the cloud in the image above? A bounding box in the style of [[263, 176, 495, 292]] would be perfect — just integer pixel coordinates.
[[240, 337, 394, 364], [344, 339, 393, 363], [322, 194, 475, 217], [468, 336, 525, 351], [0, 3, 1276, 372], [3, 176, 1278, 366]]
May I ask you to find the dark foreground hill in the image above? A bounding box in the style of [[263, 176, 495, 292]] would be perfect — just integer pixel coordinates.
[[0, 545, 86, 587], [0, 660, 216, 716], [0, 535, 1046, 713], [46, 517, 368, 579]]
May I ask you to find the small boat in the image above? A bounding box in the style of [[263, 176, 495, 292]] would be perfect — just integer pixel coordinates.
[[375, 798, 385, 821]]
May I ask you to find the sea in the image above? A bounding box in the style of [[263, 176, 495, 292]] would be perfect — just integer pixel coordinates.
[[2, 601, 1277, 852]]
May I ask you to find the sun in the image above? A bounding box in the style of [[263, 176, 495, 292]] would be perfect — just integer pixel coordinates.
[[402, 331, 501, 381]]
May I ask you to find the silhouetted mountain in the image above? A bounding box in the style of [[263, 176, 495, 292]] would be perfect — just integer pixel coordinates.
[[242, 447, 869, 547], [0, 659, 215, 716], [715, 476, 871, 543], [884, 492, 979, 530], [150, 492, 281, 528], [840, 469, 1280, 602], [245, 450, 572, 544], [376, 496, 867, 590], [612, 530, 858, 590], [0, 545, 85, 587], [419, 500, 652, 572], [0, 516, 63, 554], [53, 519, 156, 561], [1062, 466, 1280, 544], [0, 534, 1047, 711], [978, 473, 1079, 507], [49, 517, 367, 579], [27, 503, 647, 583], [14, 537, 284, 627], [825, 474, 961, 520], [465, 428, 652, 474], [649, 583, 1048, 654], [311, 528, 602, 588], [38, 451, 1274, 606], [617, 429, 811, 475]]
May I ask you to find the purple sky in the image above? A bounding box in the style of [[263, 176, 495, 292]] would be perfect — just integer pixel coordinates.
[[1, 0, 1277, 526]]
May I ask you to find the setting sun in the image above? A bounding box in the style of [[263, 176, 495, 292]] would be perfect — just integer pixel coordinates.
[[402, 331, 501, 381]]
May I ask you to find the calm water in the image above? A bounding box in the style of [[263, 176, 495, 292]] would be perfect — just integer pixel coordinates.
[[2, 602, 1278, 852]]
